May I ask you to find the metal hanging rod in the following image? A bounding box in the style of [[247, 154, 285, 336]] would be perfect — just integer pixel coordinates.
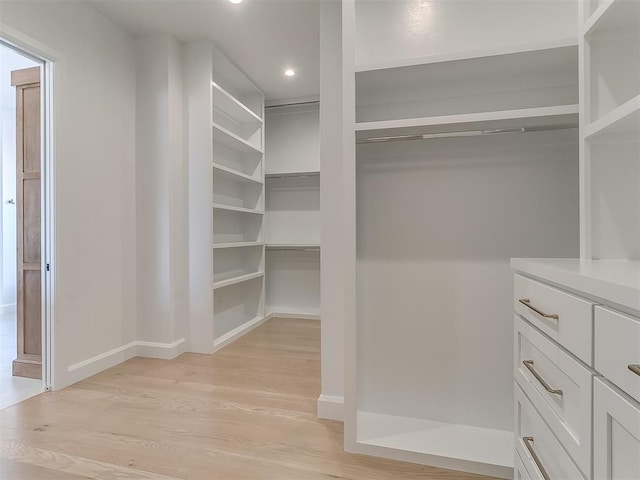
[[266, 246, 320, 252], [265, 100, 320, 109], [357, 123, 578, 144]]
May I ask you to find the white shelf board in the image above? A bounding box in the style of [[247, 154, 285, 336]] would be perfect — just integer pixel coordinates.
[[355, 37, 578, 73], [583, 0, 640, 37], [266, 244, 320, 250], [265, 171, 320, 179], [213, 122, 263, 155], [212, 203, 264, 215], [511, 258, 640, 314], [212, 81, 263, 126], [213, 271, 264, 290], [355, 105, 579, 138], [212, 162, 263, 185], [356, 411, 513, 477], [584, 95, 640, 140], [213, 315, 266, 351], [213, 241, 264, 249]]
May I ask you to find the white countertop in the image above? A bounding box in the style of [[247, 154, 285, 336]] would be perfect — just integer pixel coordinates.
[[511, 258, 640, 314]]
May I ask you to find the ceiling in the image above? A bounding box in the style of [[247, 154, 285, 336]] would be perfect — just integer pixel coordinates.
[[88, 0, 319, 101]]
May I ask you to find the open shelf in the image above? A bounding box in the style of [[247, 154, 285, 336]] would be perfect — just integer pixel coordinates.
[[583, 0, 640, 37], [213, 162, 263, 185], [214, 241, 264, 249], [585, 94, 640, 141], [266, 244, 320, 250], [355, 104, 579, 138], [265, 171, 320, 179], [356, 44, 578, 123], [213, 122, 263, 155], [356, 411, 513, 476], [212, 203, 264, 215], [213, 271, 264, 290], [213, 81, 263, 127]]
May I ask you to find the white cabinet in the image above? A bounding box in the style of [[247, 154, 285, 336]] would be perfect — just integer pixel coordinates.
[[594, 377, 640, 480], [512, 259, 640, 480]]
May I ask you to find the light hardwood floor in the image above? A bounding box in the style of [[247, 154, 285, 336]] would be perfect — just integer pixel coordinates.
[[0, 318, 496, 479]]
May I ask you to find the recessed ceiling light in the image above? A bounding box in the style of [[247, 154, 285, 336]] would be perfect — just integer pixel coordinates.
[[229, 0, 242, 4], [284, 68, 296, 77]]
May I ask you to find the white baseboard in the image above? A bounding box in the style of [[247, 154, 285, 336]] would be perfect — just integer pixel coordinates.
[[266, 310, 321, 321], [317, 394, 344, 421], [66, 340, 138, 385], [136, 338, 187, 359], [213, 316, 268, 352], [0, 303, 16, 315], [66, 337, 187, 385]]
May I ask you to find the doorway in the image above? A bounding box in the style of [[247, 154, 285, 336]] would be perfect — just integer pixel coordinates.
[[0, 43, 46, 409]]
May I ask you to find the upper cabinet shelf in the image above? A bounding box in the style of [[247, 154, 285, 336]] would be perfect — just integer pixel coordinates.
[[212, 81, 263, 127], [355, 44, 578, 125], [583, 0, 640, 37], [356, 105, 578, 139]]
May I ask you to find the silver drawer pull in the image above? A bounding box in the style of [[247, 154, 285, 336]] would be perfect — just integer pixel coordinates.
[[628, 364, 640, 377], [523, 360, 563, 396], [519, 298, 559, 320], [523, 436, 550, 480]]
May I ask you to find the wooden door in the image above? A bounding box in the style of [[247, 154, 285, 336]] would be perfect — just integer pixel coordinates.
[[11, 66, 41, 379]]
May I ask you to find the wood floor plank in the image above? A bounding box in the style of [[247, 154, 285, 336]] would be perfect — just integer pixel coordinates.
[[0, 317, 496, 480]]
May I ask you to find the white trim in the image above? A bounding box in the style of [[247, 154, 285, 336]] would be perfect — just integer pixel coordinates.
[[66, 341, 138, 384], [0, 303, 16, 315], [317, 394, 344, 421], [213, 315, 268, 352], [0, 23, 60, 393], [265, 310, 321, 321], [66, 338, 188, 385], [136, 338, 187, 359]]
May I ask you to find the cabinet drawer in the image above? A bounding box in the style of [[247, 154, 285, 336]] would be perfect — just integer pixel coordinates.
[[514, 274, 594, 364], [514, 384, 586, 480], [515, 450, 533, 480], [595, 306, 640, 403], [594, 378, 640, 480], [514, 316, 592, 478]]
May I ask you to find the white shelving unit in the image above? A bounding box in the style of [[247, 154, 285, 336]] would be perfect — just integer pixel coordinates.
[[264, 103, 321, 319], [581, 0, 640, 261], [186, 43, 266, 354], [341, 1, 580, 478]]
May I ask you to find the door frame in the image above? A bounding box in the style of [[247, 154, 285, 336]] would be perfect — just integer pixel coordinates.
[[0, 25, 56, 391]]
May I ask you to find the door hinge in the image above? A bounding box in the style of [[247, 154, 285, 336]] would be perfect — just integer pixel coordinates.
[[46, 263, 50, 272]]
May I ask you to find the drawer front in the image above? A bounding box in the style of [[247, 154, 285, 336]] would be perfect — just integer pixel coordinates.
[[515, 450, 533, 480], [514, 316, 592, 477], [514, 274, 594, 364], [595, 306, 640, 403], [514, 384, 586, 480], [594, 378, 640, 480]]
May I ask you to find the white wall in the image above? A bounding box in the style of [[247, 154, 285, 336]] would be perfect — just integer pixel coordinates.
[[0, 0, 137, 389], [319, 0, 345, 420], [0, 47, 38, 312], [135, 34, 188, 351], [355, 0, 579, 66]]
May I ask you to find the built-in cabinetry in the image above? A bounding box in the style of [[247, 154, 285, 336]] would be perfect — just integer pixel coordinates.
[[511, 259, 640, 480], [264, 103, 320, 319], [342, 1, 580, 477], [186, 43, 266, 353]]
